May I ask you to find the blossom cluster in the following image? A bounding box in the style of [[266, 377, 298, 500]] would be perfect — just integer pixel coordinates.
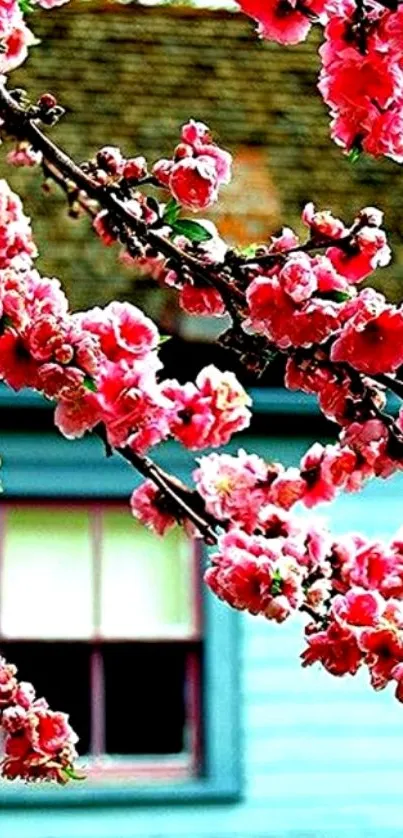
[[84, 120, 232, 317], [0, 179, 250, 454], [245, 203, 392, 354], [0, 656, 79, 783], [302, 538, 403, 703], [132, 443, 403, 704], [152, 120, 232, 210], [319, 3, 403, 161], [213, 523, 403, 704], [237, 0, 403, 162]]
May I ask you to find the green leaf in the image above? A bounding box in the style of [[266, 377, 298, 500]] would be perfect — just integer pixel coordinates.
[[332, 290, 352, 303], [235, 243, 259, 258], [163, 198, 181, 226], [316, 290, 351, 304], [347, 147, 361, 164], [171, 219, 212, 243], [62, 766, 86, 782], [270, 568, 283, 597], [158, 335, 172, 345], [83, 375, 97, 393], [18, 0, 34, 13]]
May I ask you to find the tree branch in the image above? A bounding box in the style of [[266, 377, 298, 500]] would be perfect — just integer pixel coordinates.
[[0, 84, 245, 304], [94, 425, 219, 544]]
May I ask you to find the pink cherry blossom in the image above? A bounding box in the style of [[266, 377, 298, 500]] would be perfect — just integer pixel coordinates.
[[193, 449, 269, 530], [169, 157, 218, 210], [163, 365, 251, 450], [179, 283, 226, 316], [279, 252, 318, 303], [236, 0, 313, 45], [301, 620, 363, 676], [331, 304, 403, 374], [76, 302, 159, 363], [130, 480, 177, 536]]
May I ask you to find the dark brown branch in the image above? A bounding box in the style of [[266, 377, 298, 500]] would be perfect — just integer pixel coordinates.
[[94, 425, 219, 543], [0, 84, 245, 304], [374, 373, 403, 401]]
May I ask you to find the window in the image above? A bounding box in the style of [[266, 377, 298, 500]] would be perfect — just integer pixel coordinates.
[[0, 420, 241, 806], [0, 502, 202, 782]]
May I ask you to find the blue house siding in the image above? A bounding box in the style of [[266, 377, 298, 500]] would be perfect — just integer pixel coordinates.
[[2, 423, 403, 835]]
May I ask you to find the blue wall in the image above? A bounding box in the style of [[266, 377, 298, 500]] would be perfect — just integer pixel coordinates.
[[1, 420, 403, 836]]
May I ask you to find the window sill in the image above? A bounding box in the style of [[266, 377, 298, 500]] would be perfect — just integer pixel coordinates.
[[0, 774, 242, 808]]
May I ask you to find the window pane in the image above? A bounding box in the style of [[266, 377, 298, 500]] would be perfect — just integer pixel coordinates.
[[1, 642, 91, 754], [1, 507, 93, 639], [100, 513, 194, 639], [103, 643, 188, 755]]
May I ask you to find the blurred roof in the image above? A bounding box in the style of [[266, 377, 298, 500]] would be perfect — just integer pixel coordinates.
[[4, 1, 403, 310]]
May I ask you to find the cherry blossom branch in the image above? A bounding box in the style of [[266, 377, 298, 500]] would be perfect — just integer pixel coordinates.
[[95, 426, 219, 544], [0, 84, 245, 306]]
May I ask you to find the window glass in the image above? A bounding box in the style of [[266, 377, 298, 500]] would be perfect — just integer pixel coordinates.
[[103, 643, 188, 755], [100, 512, 194, 639], [1, 507, 93, 639]]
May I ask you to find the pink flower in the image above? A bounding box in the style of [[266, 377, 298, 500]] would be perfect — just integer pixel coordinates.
[[169, 156, 218, 210], [193, 449, 268, 530], [0, 330, 39, 390], [340, 419, 389, 472], [163, 365, 251, 450], [0, 180, 37, 270], [246, 274, 341, 349], [299, 442, 356, 507], [77, 302, 159, 363], [268, 468, 306, 510], [14, 681, 36, 710], [130, 480, 177, 536], [327, 227, 390, 283], [0, 657, 17, 706], [392, 662, 403, 703], [123, 156, 147, 181], [29, 708, 78, 757], [32, 0, 70, 7], [301, 620, 363, 676], [180, 120, 232, 186], [96, 359, 171, 450], [332, 588, 383, 627], [302, 202, 347, 240], [152, 158, 174, 187], [1, 17, 35, 74], [205, 530, 277, 616], [179, 283, 226, 316], [331, 305, 403, 374], [0, 654, 80, 784], [279, 252, 318, 303], [54, 393, 101, 439], [268, 226, 300, 253], [341, 540, 403, 599], [359, 626, 403, 690], [154, 121, 231, 210], [237, 0, 313, 44], [7, 144, 42, 168]]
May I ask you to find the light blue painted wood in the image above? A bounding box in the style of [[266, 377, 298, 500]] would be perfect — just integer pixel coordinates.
[[2, 423, 403, 835], [0, 383, 399, 417]]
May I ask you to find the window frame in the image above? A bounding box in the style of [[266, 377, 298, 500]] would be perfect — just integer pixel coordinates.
[[0, 412, 242, 807]]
